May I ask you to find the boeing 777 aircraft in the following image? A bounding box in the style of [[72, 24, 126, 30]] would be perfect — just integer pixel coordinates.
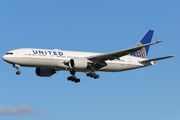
[[2, 30, 174, 83]]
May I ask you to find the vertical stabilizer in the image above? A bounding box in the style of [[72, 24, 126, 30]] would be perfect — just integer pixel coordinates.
[[130, 30, 154, 58]]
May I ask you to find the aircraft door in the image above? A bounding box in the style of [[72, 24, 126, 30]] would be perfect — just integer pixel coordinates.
[[128, 58, 132, 64], [49, 50, 58, 60], [50, 54, 54, 60], [22, 51, 27, 58]]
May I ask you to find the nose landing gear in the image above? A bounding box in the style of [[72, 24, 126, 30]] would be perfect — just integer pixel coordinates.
[[13, 64, 21, 75]]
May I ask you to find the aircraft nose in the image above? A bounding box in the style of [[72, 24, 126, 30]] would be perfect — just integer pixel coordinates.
[[2, 55, 12, 63], [2, 55, 6, 61]]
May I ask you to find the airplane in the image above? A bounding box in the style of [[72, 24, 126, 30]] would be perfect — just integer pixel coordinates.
[[2, 30, 174, 83]]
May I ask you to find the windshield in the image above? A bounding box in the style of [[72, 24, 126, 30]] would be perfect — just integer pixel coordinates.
[[6, 52, 13, 55]]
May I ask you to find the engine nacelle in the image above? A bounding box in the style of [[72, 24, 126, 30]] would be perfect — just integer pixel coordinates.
[[36, 68, 56, 77], [69, 58, 88, 69]]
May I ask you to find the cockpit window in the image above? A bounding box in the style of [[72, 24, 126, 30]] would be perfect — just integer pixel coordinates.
[[6, 52, 13, 55]]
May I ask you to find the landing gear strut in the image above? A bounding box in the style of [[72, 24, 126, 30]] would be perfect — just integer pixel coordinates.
[[67, 71, 80, 83], [13, 64, 21, 75], [86, 72, 99, 79]]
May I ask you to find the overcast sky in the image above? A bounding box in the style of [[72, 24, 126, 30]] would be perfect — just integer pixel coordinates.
[[0, 0, 179, 120]]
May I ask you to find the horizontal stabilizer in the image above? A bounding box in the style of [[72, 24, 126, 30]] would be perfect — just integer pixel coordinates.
[[140, 55, 175, 63]]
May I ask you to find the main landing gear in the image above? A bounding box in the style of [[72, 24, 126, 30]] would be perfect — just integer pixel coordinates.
[[67, 71, 80, 83], [67, 71, 100, 83], [86, 72, 100, 79], [13, 64, 21, 75]]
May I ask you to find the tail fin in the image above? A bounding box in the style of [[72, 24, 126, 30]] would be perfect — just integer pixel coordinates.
[[130, 30, 154, 58]]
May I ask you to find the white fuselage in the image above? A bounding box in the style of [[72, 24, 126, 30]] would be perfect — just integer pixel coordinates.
[[2, 48, 154, 72]]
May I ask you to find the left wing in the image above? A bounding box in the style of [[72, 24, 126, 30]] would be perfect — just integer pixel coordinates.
[[87, 41, 161, 62]]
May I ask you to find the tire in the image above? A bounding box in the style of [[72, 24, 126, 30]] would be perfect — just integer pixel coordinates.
[[67, 77, 71, 81], [16, 71, 21, 75], [96, 74, 99, 79], [86, 73, 90, 77], [75, 79, 80, 83]]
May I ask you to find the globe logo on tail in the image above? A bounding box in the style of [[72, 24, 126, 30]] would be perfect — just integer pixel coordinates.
[[130, 42, 147, 58]]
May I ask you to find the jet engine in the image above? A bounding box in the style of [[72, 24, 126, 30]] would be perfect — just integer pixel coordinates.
[[69, 58, 88, 69], [36, 68, 56, 77]]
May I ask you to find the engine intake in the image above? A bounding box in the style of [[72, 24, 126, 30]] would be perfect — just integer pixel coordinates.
[[36, 68, 56, 77], [69, 58, 88, 69]]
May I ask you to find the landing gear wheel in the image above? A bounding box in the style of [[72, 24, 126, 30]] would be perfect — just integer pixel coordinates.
[[67, 76, 72, 81], [67, 71, 80, 83], [75, 78, 80, 83], [94, 74, 99, 79], [86, 72, 100, 79], [90, 73, 94, 78], [71, 77, 76, 82], [16, 71, 21, 75], [67, 76, 80, 83], [86, 73, 90, 77]]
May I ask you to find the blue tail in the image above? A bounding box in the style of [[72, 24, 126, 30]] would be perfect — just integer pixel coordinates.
[[130, 30, 154, 58]]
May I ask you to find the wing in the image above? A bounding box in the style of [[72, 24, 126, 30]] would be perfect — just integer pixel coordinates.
[[139, 55, 175, 63], [87, 41, 162, 62]]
